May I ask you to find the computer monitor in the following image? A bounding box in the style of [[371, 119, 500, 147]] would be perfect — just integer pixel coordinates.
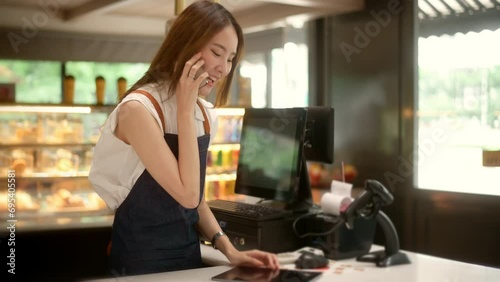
[[234, 107, 334, 212], [235, 108, 308, 207]]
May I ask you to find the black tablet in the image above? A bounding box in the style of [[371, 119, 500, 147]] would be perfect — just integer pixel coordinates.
[[211, 266, 322, 282]]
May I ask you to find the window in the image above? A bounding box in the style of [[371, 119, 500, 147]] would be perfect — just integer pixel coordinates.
[[240, 53, 267, 108], [271, 42, 309, 108], [0, 60, 61, 103], [0, 60, 149, 105], [417, 28, 500, 196], [238, 24, 310, 108]]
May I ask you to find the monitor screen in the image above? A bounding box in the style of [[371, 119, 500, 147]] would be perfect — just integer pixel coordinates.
[[235, 108, 307, 203]]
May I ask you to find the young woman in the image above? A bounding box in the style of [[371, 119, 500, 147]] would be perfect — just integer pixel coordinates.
[[89, 0, 279, 276]]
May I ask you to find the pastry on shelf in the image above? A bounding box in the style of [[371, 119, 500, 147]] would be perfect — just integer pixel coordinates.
[[53, 118, 83, 143], [40, 148, 79, 174], [17, 190, 40, 210], [56, 148, 79, 172], [10, 149, 33, 176], [0, 191, 39, 211], [46, 188, 85, 209], [56, 158, 74, 172], [87, 192, 108, 210], [11, 159, 27, 175], [15, 120, 38, 143]]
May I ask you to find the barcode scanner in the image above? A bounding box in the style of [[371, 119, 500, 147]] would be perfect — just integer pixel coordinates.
[[340, 179, 410, 267], [342, 179, 393, 229]]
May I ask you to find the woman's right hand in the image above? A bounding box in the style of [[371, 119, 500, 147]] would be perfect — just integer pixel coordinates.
[[176, 52, 209, 114]]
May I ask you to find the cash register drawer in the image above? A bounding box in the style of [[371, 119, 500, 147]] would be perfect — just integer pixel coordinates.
[[211, 210, 303, 253]]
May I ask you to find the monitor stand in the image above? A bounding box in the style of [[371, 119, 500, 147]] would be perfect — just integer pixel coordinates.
[[285, 155, 313, 213], [254, 154, 313, 213]]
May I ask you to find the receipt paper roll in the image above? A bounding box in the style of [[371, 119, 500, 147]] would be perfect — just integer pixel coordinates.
[[320, 192, 353, 216]]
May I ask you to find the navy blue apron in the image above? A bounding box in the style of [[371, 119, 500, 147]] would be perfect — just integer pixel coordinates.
[[109, 91, 211, 276]]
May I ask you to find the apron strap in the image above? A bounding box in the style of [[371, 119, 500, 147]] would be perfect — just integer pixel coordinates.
[[196, 100, 211, 135], [133, 89, 166, 133]]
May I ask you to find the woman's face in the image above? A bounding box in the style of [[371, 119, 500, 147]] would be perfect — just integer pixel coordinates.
[[196, 25, 238, 98]]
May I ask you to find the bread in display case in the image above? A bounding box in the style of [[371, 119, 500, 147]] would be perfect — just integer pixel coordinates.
[[0, 104, 114, 229]]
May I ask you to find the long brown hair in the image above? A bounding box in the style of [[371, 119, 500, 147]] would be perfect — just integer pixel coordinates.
[[123, 0, 244, 107]]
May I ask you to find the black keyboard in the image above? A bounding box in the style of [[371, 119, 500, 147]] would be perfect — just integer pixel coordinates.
[[207, 199, 289, 221]]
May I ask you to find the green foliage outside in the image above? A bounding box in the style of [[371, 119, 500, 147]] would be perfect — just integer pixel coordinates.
[[419, 66, 500, 127], [0, 60, 61, 103], [0, 60, 149, 105]]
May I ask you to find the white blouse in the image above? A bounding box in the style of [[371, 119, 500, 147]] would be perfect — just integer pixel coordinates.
[[88, 84, 218, 210]]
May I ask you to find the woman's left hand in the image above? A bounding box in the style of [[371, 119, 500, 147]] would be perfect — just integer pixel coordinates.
[[226, 249, 280, 269]]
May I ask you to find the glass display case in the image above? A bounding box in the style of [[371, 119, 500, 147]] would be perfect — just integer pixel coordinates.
[[0, 104, 114, 230], [0, 104, 244, 230]]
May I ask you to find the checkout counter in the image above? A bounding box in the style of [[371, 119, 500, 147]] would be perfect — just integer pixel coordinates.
[[84, 243, 500, 281], [83, 180, 500, 281]]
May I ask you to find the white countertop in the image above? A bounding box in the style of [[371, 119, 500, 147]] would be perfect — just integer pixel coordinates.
[[84, 244, 500, 282]]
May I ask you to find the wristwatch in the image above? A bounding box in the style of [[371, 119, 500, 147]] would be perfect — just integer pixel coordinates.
[[211, 231, 226, 250]]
